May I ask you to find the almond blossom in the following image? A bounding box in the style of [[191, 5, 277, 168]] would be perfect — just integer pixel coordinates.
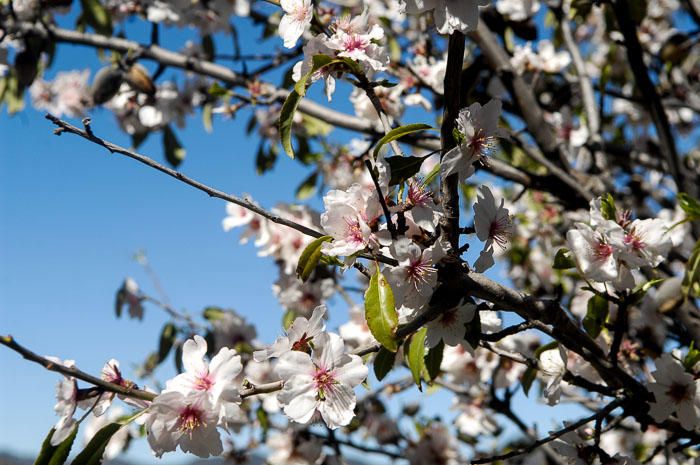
[[276, 332, 368, 429], [473, 185, 513, 272], [387, 238, 445, 319], [425, 300, 477, 349], [403, 0, 487, 34], [254, 305, 326, 361], [647, 353, 700, 431], [146, 391, 223, 458], [539, 346, 568, 406], [163, 335, 243, 410], [321, 184, 382, 257], [49, 358, 79, 446], [279, 0, 313, 48], [441, 100, 502, 183]]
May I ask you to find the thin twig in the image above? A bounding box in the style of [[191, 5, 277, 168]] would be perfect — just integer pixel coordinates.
[[471, 399, 624, 464], [364, 159, 397, 239]]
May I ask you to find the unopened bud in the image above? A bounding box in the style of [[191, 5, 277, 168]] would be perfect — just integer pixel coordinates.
[[125, 63, 155, 96], [14, 49, 39, 87], [91, 66, 124, 105]]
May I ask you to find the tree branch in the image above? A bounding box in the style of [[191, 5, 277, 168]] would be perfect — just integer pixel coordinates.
[[472, 399, 624, 464]]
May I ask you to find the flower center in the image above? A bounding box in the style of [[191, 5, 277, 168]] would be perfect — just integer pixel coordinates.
[[293, 5, 309, 22], [594, 240, 613, 260], [439, 309, 458, 327], [406, 258, 432, 285], [291, 333, 313, 353], [194, 373, 214, 392], [623, 228, 646, 251], [178, 405, 205, 435], [489, 215, 512, 249], [666, 382, 692, 404], [408, 180, 431, 207], [344, 218, 365, 246], [344, 34, 368, 53], [468, 128, 494, 157], [313, 366, 336, 399]]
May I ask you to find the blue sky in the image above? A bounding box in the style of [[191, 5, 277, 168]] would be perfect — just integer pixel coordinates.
[[0, 6, 596, 464]]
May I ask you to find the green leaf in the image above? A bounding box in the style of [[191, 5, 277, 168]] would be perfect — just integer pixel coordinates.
[[72, 423, 122, 465], [422, 162, 441, 186], [553, 248, 576, 270], [295, 236, 333, 282], [79, 0, 112, 36], [464, 311, 481, 349], [48, 428, 78, 465], [208, 82, 231, 98], [424, 340, 444, 381], [364, 268, 399, 352], [373, 347, 396, 381], [202, 103, 213, 133], [372, 123, 434, 159], [684, 341, 700, 370], [678, 193, 700, 221], [682, 239, 700, 299], [600, 194, 617, 221], [280, 55, 339, 159], [282, 309, 296, 331], [162, 126, 186, 168], [406, 328, 427, 389], [279, 90, 302, 159], [521, 366, 537, 397], [202, 306, 226, 321], [294, 55, 335, 97], [157, 323, 177, 363], [386, 155, 430, 186], [582, 294, 609, 338], [34, 427, 77, 465], [629, 278, 666, 304], [295, 171, 318, 200], [256, 406, 269, 435]]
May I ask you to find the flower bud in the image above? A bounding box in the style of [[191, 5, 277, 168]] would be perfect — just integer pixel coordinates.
[[125, 63, 155, 96], [91, 66, 124, 105]]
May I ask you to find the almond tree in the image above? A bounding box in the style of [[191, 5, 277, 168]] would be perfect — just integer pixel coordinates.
[[2, 0, 700, 464]]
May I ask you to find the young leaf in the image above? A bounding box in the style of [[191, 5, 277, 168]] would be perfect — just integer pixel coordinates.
[[678, 193, 700, 220], [521, 366, 537, 397], [424, 339, 444, 381], [364, 268, 399, 352], [48, 427, 78, 465], [295, 171, 318, 200], [157, 323, 177, 363], [162, 125, 186, 168], [682, 239, 700, 299], [71, 423, 122, 465], [553, 248, 576, 270], [80, 0, 112, 36], [582, 294, 609, 338], [406, 328, 427, 389], [34, 427, 77, 465], [373, 346, 396, 381], [600, 193, 617, 221], [372, 123, 434, 159], [279, 89, 302, 159], [295, 235, 333, 282], [386, 155, 430, 186], [202, 306, 226, 321]]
